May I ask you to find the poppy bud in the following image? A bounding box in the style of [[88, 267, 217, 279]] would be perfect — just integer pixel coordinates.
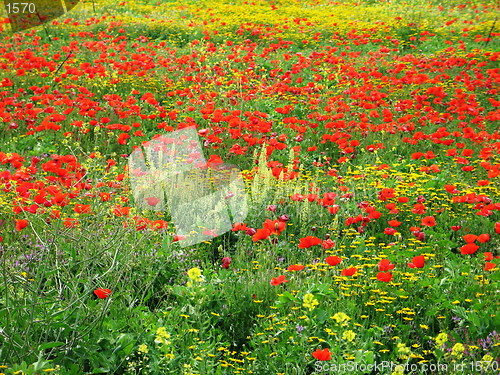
[[279, 214, 289, 222], [246, 228, 256, 236]]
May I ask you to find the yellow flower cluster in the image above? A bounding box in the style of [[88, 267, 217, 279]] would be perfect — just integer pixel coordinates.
[[154, 327, 171, 346], [302, 293, 319, 311], [187, 267, 205, 287], [137, 344, 149, 355], [434, 332, 448, 347], [342, 330, 356, 342], [331, 312, 351, 326], [450, 343, 465, 358], [396, 342, 411, 359]]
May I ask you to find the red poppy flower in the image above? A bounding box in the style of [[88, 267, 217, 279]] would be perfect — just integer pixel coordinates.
[[64, 218, 79, 228], [15, 219, 29, 231], [263, 219, 286, 235], [460, 243, 479, 255], [495, 222, 500, 234], [298, 236, 322, 249], [463, 234, 478, 243], [291, 194, 305, 202], [326, 256, 342, 266], [287, 264, 305, 271], [152, 220, 168, 230], [312, 348, 331, 361], [477, 234, 490, 243], [385, 203, 397, 211], [74, 204, 91, 214], [100, 192, 111, 202], [94, 288, 112, 299], [270, 275, 289, 286], [341, 267, 358, 276], [377, 272, 393, 282], [384, 228, 396, 235], [368, 210, 382, 219], [388, 220, 401, 227], [135, 217, 151, 231], [113, 206, 130, 216], [484, 252, 494, 261], [327, 205, 339, 214], [221, 257, 232, 269], [484, 262, 496, 271], [412, 204, 427, 215], [252, 228, 271, 242], [421, 216, 436, 227], [408, 255, 425, 268], [444, 185, 458, 194], [451, 225, 461, 231], [232, 222, 249, 232], [378, 259, 395, 271], [378, 188, 395, 201], [321, 239, 335, 249]]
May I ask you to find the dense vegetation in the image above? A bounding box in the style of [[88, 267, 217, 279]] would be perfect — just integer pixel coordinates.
[[0, 0, 499, 373]]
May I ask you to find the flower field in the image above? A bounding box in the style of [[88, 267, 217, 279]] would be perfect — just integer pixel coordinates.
[[0, 0, 499, 373]]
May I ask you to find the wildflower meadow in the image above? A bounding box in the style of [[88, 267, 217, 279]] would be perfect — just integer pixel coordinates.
[[0, 0, 499, 373]]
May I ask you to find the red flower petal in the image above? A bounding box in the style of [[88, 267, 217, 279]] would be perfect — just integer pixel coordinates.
[[94, 288, 112, 299], [326, 256, 342, 266]]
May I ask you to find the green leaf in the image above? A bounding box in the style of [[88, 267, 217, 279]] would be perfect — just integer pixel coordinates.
[[314, 309, 329, 323], [437, 239, 457, 249], [282, 291, 298, 302], [38, 342, 65, 351], [468, 313, 480, 328], [313, 283, 332, 295], [355, 350, 374, 364], [143, 290, 153, 303]]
